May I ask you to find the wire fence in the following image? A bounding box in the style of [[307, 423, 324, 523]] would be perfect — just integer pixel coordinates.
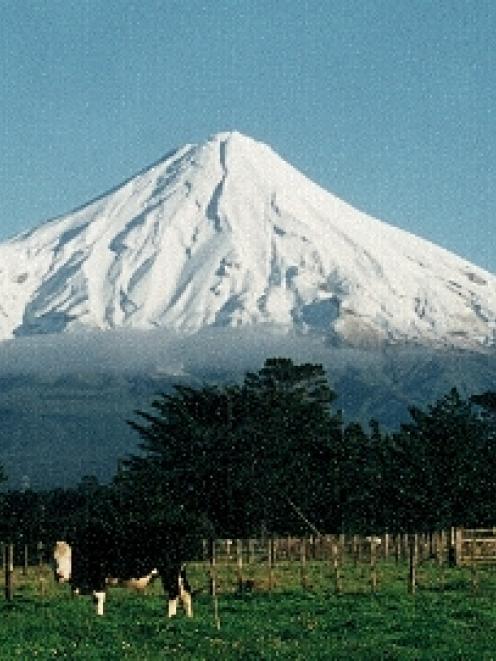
[[3, 528, 496, 602]]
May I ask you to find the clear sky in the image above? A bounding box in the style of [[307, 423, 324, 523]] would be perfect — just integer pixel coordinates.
[[1, 0, 494, 273]]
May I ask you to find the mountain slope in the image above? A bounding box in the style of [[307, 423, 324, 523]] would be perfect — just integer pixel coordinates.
[[0, 131, 494, 349]]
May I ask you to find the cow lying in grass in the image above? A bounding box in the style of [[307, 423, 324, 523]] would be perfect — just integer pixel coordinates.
[[52, 520, 194, 618]]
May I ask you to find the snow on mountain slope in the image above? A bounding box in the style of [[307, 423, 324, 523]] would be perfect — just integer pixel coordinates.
[[0, 131, 494, 349]]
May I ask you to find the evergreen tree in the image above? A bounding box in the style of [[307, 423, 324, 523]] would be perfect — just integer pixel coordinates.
[[336, 420, 390, 533], [124, 358, 341, 536], [471, 391, 496, 414], [388, 388, 488, 531]]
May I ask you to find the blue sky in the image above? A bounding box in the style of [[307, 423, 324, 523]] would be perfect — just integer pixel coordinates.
[[1, 0, 494, 272]]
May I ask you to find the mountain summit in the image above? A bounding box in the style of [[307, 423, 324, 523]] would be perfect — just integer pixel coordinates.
[[0, 131, 494, 349]]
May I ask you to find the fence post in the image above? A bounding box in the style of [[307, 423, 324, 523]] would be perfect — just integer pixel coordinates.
[[300, 538, 307, 590], [417, 534, 424, 562], [37, 541, 44, 568], [236, 539, 243, 592], [332, 541, 342, 594], [408, 534, 417, 594], [471, 535, 478, 593], [394, 534, 400, 564], [249, 538, 255, 565], [208, 538, 220, 630], [23, 544, 28, 576], [208, 539, 216, 596], [267, 537, 274, 591], [370, 538, 377, 593], [5, 543, 14, 601], [433, 531, 439, 564], [434, 530, 445, 592], [438, 530, 446, 565], [449, 527, 462, 567], [352, 535, 359, 566], [456, 529, 463, 566]]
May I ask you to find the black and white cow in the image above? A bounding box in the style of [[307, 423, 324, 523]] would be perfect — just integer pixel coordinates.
[[53, 541, 159, 593], [53, 519, 194, 618]]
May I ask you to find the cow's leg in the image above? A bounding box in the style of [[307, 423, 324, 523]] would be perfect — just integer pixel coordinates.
[[168, 597, 178, 617], [93, 591, 106, 616], [180, 588, 193, 617], [163, 566, 189, 618], [179, 569, 193, 617]]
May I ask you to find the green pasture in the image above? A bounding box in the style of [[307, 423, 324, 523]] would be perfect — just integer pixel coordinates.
[[2, 560, 496, 659]]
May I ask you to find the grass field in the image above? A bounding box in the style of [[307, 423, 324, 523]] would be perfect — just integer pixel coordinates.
[[2, 560, 496, 659]]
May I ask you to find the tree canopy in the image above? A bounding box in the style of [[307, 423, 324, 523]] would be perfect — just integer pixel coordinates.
[[123, 360, 496, 536], [124, 358, 342, 536]]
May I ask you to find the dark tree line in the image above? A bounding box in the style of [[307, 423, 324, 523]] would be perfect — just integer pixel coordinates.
[[1, 358, 495, 548]]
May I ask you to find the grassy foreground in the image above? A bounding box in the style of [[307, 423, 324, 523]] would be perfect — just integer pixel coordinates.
[[2, 561, 496, 659]]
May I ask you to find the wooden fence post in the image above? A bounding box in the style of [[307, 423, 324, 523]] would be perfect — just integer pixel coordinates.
[[208, 539, 217, 596], [352, 535, 359, 566], [370, 538, 378, 593], [332, 541, 342, 594], [339, 534, 346, 556], [4, 543, 14, 601], [37, 541, 44, 568], [23, 544, 28, 576], [394, 534, 400, 564], [433, 531, 439, 564], [449, 527, 462, 566], [208, 538, 220, 630], [300, 538, 307, 590], [267, 537, 274, 591], [438, 530, 446, 565], [471, 535, 478, 593], [417, 534, 424, 562], [408, 534, 417, 595], [236, 539, 243, 592], [456, 529, 463, 566], [249, 538, 255, 565]]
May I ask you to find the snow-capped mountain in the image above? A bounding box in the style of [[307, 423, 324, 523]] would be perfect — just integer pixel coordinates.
[[0, 131, 494, 350]]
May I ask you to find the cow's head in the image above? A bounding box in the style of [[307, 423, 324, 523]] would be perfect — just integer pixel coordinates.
[[53, 540, 72, 583]]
